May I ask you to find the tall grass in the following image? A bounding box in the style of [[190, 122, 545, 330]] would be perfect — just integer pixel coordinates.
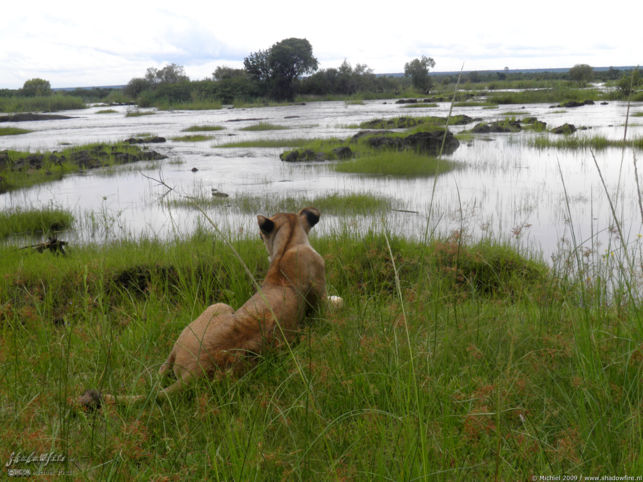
[[334, 151, 455, 176], [0, 229, 639, 478], [0, 95, 86, 113], [530, 135, 643, 150], [0, 207, 74, 238], [167, 192, 394, 214]]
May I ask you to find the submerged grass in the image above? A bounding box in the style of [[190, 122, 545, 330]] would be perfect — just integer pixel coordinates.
[[125, 110, 155, 117], [181, 125, 225, 132], [335, 151, 455, 177], [216, 138, 314, 148], [530, 135, 643, 150], [0, 207, 74, 239], [167, 192, 394, 215], [95, 109, 118, 114], [170, 134, 214, 142], [0, 127, 31, 136], [239, 122, 290, 131], [0, 229, 639, 479]]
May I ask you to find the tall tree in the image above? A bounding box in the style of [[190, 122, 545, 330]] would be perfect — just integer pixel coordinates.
[[21, 78, 52, 97], [569, 64, 593, 85], [404, 56, 436, 93], [145, 64, 189, 85], [244, 38, 318, 100]]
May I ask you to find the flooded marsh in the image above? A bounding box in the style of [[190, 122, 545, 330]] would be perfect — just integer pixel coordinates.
[[0, 99, 641, 269]]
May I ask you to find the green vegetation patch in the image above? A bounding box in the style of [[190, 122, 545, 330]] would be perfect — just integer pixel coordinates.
[[168, 192, 393, 215], [170, 135, 214, 142], [529, 135, 643, 150], [401, 103, 439, 108], [96, 109, 118, 114], [0, 142, 166, 193], [217, 138, 314, 148], [239, 122, 290, 131], [0, 207, 74, 239], [181, 125, 225, 132], [125, 110, 155, 117], [0, 230, 638, 478], [0, 127, 32, 136], [0, 94, 86, 113], [335, 151, 455, 177], [358, 115, 474, 130]]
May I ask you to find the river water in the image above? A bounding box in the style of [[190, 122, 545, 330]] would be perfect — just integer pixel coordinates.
[[1, 100, 642, 266]]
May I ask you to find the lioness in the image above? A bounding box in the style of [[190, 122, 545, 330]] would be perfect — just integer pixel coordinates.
[[80, 207, 334, 409]]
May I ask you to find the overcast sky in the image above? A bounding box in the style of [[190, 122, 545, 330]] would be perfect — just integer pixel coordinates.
[[1, 0, 639, 89]]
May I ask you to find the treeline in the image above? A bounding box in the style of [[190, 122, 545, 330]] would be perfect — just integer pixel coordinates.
[[1, 37, 641, 112]]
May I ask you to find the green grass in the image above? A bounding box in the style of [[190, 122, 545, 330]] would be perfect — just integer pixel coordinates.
[[335, 151, 455, 176], [0, 127, 31, 136], [95, 109, 118, 114], [125, 110, 155, 117], [167, 192, 394, 215], [401, 103, 439, 108], [239, 122, 290, 131], [170, 135, 214, 142], [0, 207, 74, 239], [487, 87, 603, 105], [529, 135, 643, 150], [156, 100, 223, 111], [0, 142, 165, 193], [0, 94, 86, 113], [217, 138, 320, 148], [181, 125, 225, 132], [0, 229, 639, 479], [632, 112, 643, 117]]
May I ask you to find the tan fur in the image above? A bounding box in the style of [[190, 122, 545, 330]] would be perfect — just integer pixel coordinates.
[[78, 207, 328, 408]]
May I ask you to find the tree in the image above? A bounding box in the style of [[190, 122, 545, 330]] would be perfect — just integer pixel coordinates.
[[21, 78, 52, 97], [145, 64, 189, 85], [617, 68, 640, 97], [124, 78, 151, 99], [404, 56, 436, 93], [569, 64, 593, 85], [244, 38, 318, 100]]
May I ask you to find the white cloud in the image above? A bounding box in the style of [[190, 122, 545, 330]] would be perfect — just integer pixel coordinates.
[[1, 0, 640, 88]]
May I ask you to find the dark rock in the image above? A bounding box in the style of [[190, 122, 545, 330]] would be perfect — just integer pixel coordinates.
[[471, 120, 521, 133], [0, 113, 73, 122], [600, 101, 609, 105], [191, 167, 198, 172], [560, 100, 595, 108], [280, 149, 327, 163], [551, 123, 577, 135], [403, 130, 459, 155], [365, 136, 403, 150], [395, 99, 418, 104], [124, 136, 166, 144], [332, 146, 353, 160], [26, 154, 45, 169], [351, 130, 394, 142]]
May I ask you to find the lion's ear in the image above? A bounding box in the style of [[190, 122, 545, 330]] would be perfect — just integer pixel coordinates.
[[298, 207, 320, 233], [257, 215, 275, 234]]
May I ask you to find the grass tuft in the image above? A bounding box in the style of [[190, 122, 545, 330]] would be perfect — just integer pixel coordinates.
[[0, 207, 74, 238], [239, 122, 290, 131], [181, 125, 225, 132], [334, 151, 455, 177], [0, 127, 32, 136]]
